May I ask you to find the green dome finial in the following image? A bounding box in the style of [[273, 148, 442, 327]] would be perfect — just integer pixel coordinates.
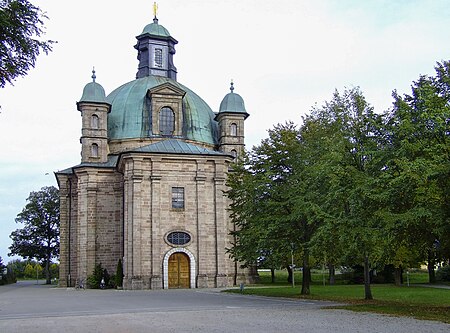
[[230, 80, 234, 93], [91, 67, 96, 82]]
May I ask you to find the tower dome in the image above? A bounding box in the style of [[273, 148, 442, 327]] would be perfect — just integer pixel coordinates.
[[140, 17, 171, 38], [219, 82, 249, 118], [79, 69, 107, 104]]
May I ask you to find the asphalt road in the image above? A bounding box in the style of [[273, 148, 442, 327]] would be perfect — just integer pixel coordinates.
[[0, 280, 448, 333]]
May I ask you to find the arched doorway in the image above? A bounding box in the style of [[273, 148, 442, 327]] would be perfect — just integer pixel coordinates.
[[168, 252, 190, 288]]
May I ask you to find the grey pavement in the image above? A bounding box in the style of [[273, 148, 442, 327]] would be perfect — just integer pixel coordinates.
[[0, 280, 449, 333]]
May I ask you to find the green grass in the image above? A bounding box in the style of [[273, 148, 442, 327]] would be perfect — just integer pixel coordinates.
[[229, 270, 450, 323]]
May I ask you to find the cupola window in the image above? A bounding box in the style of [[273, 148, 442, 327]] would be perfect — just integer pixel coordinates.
[[91, 114, 99, 129], [155, 48, 163, 68], [91, 143, 99, 157], [160, 107, 175, 136], [230, 123, 237, 136], [231, 149, 237, 158]]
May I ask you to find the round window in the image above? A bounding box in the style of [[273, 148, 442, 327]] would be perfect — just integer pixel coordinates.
[[167, 231, 191, 246]]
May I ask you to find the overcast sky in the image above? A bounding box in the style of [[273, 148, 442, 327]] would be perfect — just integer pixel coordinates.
[[1, 0, 449, 262]]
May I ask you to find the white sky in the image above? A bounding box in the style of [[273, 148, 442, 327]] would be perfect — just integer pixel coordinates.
[[0, 0, 449, 262]]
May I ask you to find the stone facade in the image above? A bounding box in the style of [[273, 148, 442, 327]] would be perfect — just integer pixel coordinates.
[[56, 145, 253, 289], [56, 15, 254, 290]]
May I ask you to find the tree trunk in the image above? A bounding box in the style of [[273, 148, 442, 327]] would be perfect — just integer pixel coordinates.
[[301, 248, 311, 295], [287, 265, 293, 283], [45, 259, 51, 284], [270, 268, 275, 283], [427, 252, 436, 284], [363, 255, 373, 300], [394, 266, 402, 286], [328, 264, 336, 285], [45, 248, 52, 285]]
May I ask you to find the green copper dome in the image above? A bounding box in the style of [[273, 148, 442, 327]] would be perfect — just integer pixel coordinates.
[[106, 76, 218, 145], [140, 19, 171, 38], [79, 82, 107, 103], [218, 82, 249, 118], [79, 70, 107, 103]]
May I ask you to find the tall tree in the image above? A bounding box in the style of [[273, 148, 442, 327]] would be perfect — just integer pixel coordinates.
[[382, 61, 450, 282], [9, 186, 59, 284], [227, 122, 320, 295], [0, 0, 54, 88], [305, 87, 385, 299]]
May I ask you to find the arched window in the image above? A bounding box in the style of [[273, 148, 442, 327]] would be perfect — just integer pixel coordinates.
[[230, 123, 237, 136], [160, 107, 175, 136], [231, 149, 237, 158], [91, 143, 99, 157], [91, 115, 99, 129]]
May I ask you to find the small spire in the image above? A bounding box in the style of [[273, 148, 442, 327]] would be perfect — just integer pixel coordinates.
[[91, 67, 96, 82], [230, 80, 234, 93], [153, 2, 158, 23]]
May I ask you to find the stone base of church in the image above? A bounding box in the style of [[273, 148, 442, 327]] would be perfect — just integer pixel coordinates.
[[197, 274, 215, 288], [215, 274, 228, 288], [150, 275, 163, 289]]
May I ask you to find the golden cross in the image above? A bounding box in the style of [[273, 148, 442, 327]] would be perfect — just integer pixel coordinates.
[[153, 2, 158, 18]]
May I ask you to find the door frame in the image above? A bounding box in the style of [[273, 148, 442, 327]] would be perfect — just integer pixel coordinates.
[[163, 247, 196, 289]]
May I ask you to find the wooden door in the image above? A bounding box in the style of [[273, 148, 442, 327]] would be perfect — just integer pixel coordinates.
[[168, 253, 190, 288]]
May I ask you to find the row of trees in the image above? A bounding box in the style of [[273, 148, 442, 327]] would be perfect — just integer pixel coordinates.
[[7, 259, 59, 279], [227, 61, 450, 299]]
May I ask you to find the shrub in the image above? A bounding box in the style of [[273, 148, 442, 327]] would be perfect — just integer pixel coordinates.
[[115, 259, 123, 288], [87, 263, 111, 289], [87, 263, 104, 289], [436, 265, 450, 282], [0, 267, 17, 285]]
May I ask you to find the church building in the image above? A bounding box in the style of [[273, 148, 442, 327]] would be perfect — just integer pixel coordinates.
[[55, 12, 253, 289]]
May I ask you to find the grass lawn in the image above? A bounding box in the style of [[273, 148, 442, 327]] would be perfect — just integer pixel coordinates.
[[227, 270, 450, 323]]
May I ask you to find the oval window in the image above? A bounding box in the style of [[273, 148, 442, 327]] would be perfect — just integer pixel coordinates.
[[167, 231, 191, 246]]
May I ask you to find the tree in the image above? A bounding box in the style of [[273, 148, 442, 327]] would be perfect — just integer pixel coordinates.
[[381, 61, 450, 283], [227, 122, 320, 295], [0, 0, 54, 88], [305, 87, 386, 299], [7, 258, 28, 278], [9, 186, 59, 284]]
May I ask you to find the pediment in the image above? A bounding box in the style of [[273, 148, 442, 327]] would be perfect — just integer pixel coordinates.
[[147, 82, 186, 97]]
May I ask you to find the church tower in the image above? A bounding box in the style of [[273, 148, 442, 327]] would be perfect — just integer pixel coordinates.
[[134, 9, 178, 80], [216, 82, 249, 158], [77, 70, 111, 163]]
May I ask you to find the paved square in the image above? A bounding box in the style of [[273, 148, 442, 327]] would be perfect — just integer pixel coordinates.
[[0, 281, 448, 332]]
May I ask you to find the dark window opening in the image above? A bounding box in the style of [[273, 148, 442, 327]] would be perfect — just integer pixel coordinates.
[[230, 123, 237, 136], [167, 231, 191, 246], [91, 143, 99, 157], [160, 107, 175, 136], [172, 187, 184, 209], [155, 48, 163, 68]]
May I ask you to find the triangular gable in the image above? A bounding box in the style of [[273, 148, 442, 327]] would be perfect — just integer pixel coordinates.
[[147, 82, 186, 97]]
